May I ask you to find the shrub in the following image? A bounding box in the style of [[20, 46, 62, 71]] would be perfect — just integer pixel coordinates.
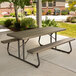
[[25, 9, 32, 15], [4, 19, 14, 27], [20, 18, 36, 30], [18, 13, 24, 17], [61, 10, 69, 15], [3, 15, 10, 17], [67, 17, 72, 22], [46, 10, 51, 15], [32, 7, 36, 15], [42, 17, 58, 27], [10, 13, 16, 17], [14, 22, 20, 31], [51, 19, 58, 27], [71, 17, 76, 23]]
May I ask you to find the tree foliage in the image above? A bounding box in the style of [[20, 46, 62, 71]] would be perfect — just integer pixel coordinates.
[[18, 0, 30, 9], [0, 0, 9, 3], [42, 0, 54, 2], [68, 0, 76, 11], [0, 0, 54, 22]]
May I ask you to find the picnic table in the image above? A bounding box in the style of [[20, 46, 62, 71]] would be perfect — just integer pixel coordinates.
[[1, 27, 75, 68]]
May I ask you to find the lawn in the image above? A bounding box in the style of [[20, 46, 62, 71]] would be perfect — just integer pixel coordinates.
[[58, 22, 76, 38]]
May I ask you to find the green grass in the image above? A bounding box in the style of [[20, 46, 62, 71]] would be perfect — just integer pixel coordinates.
[[0, 18, 7, 25], [58, 22, 76, 38]]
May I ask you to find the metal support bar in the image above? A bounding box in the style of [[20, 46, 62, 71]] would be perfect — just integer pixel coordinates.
[[7, 43, 10, 55], [38, 33, 72, 54], [18, 40, 20, 58], [49, 32, 72, 54], [22, 40, 25, 60], [55, 32, 57, 49], [50, 33, 53, 43], [38, 36, 43, 46], [7, 40, 40, 68], [52, 41, 72, 54]]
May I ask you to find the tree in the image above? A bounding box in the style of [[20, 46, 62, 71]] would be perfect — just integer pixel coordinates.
[[68, 0, 76, 11], [42, 0, 54, 2], [9, 0, 31, 22], [19, 0, 30, 9], [0, 0, 8, 3]]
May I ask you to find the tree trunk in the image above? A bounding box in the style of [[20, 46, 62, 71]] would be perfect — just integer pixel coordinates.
[[14, 5, 18, 23]]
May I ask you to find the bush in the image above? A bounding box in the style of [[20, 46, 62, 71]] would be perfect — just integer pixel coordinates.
[[32, 6, 36, 15], [46, 10, 51, 15], [67, 17, 72, 22], [4, 19, 14, 27], [14, 22, 20, 31], [61, 10, 69, 15], [17, 13, 24, 17], [10, 13, 16, 17], [42, 17, 58, 27], [3, 15, 10, 17], [25, 9, 32, 15], [20, 18, 36, 30], [71, 17, 76, 23]]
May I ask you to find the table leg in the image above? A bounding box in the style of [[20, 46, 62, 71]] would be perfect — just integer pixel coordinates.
[[55, 32, 57, 49], [50, 33, 53, 43], [18, 40, 20, 58], [7, 39, 40, 68], [22, 40, 25, 60], [52, 32, 72, 54], [38, 36, 43, 46]]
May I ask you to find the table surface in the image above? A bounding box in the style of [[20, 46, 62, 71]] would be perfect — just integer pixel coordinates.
[[7, 27, 66, 40]]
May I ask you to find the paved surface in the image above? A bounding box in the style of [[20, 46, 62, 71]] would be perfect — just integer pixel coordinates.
[[0, 25, 10, 33], [0, 25, 7, 29], [0, 31, 76, 76]]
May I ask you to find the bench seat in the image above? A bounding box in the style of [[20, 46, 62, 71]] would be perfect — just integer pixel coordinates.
[[27, 38, 75, 54], [1, 38, 18, 44]]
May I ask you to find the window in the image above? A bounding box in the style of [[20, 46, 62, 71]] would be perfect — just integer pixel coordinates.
[[42, 3, 46, 7], [48, 2, 53, 7]]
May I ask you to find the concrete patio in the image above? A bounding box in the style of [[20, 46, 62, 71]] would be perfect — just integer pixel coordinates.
[[0, 31, 76, 76]]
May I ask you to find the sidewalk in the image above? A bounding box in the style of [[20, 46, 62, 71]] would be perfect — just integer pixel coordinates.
[[0, 25, 10, 33]]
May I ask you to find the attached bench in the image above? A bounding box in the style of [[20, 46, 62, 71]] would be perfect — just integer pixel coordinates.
[[27, 38, 75, 54], [1, 37, 75, 68], [1, 38, 18, 44]]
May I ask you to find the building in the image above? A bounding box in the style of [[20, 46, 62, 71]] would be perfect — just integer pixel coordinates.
[[42, 0, 65, 14], [0, 0, 65, 17]]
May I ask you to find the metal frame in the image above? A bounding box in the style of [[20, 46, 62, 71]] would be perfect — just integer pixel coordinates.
[[51, 32, 72, 54], [7, 39, 40, 68], [38, 36, 43, 46], [38, 32, 72, 54], [6, 32, 72, 68]]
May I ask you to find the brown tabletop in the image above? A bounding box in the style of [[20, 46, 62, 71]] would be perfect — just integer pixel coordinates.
[[7, 27, 66, 40]]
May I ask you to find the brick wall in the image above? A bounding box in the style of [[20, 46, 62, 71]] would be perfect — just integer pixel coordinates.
[[0, 6, 65, 17], [42, 6, 65, 14], [0, 8, 14, 17]]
